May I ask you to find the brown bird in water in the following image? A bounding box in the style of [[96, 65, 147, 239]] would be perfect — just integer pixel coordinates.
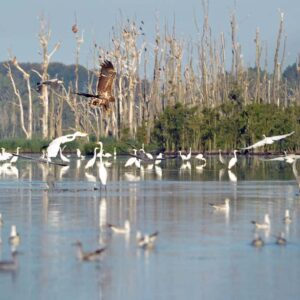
[[75, 60, 116, 112], [73, 241, 106, 261]]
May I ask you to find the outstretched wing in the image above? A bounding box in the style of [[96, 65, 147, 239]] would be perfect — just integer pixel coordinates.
[[270, 131, 295, 141], [241, 139, 267, 150], [97, 60, 116, 101], [75, 92, 97, 98]]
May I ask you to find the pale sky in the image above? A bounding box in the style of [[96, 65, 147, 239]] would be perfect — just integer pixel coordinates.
[[1, 0, 299, 69]]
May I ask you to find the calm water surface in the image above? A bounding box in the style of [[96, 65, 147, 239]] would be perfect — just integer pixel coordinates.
[[0, 155, 300, 300]]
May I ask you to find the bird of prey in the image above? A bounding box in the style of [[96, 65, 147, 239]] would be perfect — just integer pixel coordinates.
[[75, 60, 116, 111], [36, 78, 64, 93], [241, 131, 295, 150]]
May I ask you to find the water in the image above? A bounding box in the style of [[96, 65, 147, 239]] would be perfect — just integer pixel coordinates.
[[0, 155, 300, 300]]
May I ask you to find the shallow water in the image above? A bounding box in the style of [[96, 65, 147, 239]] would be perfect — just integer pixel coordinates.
[[0, 155, 300, 300]]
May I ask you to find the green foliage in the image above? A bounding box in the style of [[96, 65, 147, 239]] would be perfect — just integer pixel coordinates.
[[151, 101, 300, 152]]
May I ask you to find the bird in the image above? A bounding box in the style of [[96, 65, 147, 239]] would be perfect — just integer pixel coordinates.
[[73, 241, 106, 261], [113, 147, 117, 159], [0, 148, 13, 162], [275, 232, 287, 245], [46, 131, 88, 160], [251, 233, 264, 248], [98, 142, 108, 190], [125, 149, 140, 168], [228, 150, 238, 170], [59, 146, 70, 163], [139, 144, 154, 160], [0, 213, 3, 226], [251, 214, 270, 229], [107, 220, 130, 234], [0, 251, 19, 271], [36, 78, 63, 93], [195, 153, 206, 163], [75, 60, 116, 111], [10, 147, 21, 163], [178, 150, 190, 162], [241, 131, 295, 150], [283, 209, 292, 224], [9, 225, 20, 246], [186, 148, 192, 160], [154, 153, 163, 165], [218, 149, 226, 165], [209, 198, 230, 211], [136, 230, 159, 249], [76, 148, 85, 160], [85, 147, 99, 169]]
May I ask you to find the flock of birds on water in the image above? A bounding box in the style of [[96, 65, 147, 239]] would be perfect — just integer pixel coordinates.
[[0, 129, 298, 271]]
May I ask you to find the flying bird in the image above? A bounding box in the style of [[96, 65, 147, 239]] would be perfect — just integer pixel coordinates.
[[36, 78, 64, 93], [241, 131, 295, 150], [75, 60, 116, 111]]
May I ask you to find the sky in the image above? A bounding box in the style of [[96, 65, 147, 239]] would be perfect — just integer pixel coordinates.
[[1, 0, 299, 69]]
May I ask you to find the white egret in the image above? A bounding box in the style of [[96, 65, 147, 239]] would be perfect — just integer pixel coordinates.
[[178, 151, 189, 161], [98, 142, 108, 190], [113, 147, 117, 159], [10, 147, 21, 164], [140, 143, 153, 159], [125, 149, 140, 167], [209, 198, 230, 211], [186, 147, 192, 160], [195, 153, 206, 163], [85, 147, 99, 169], [242, 131, 294, 150], [47, 131, 88, 159], [76, 148, 85, 160], [251, 214, 270, 229], [228, 150, 238, 170], [73, 241, 106, 261], [0, 148, 13, 162], [59, 146, 70, 162], [218, 149, 226, 165], [154, 153, 163, 165], [107, 220, 130, 234]]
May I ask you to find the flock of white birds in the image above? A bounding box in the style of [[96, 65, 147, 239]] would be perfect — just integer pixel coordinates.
[[0, 130, 297, 267]]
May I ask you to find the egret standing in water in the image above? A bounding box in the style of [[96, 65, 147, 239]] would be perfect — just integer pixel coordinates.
[[98, 142, 108, 191], [85, 147, 99, 170], [218, 149, 226, 165], [228, 150, 238, 170], [10, 147, 21, 164]]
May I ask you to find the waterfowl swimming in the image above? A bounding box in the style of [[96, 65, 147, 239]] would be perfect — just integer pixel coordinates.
[[107, 220, 130, 234], [209, 198, 230, 211], [275, 232, 287, 246], [251, 233, 264, 248], [9, 225, 20, 246], [73, 241, 106, 261], [251, 214, 270, 229], [136, 230, 159, 249]]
